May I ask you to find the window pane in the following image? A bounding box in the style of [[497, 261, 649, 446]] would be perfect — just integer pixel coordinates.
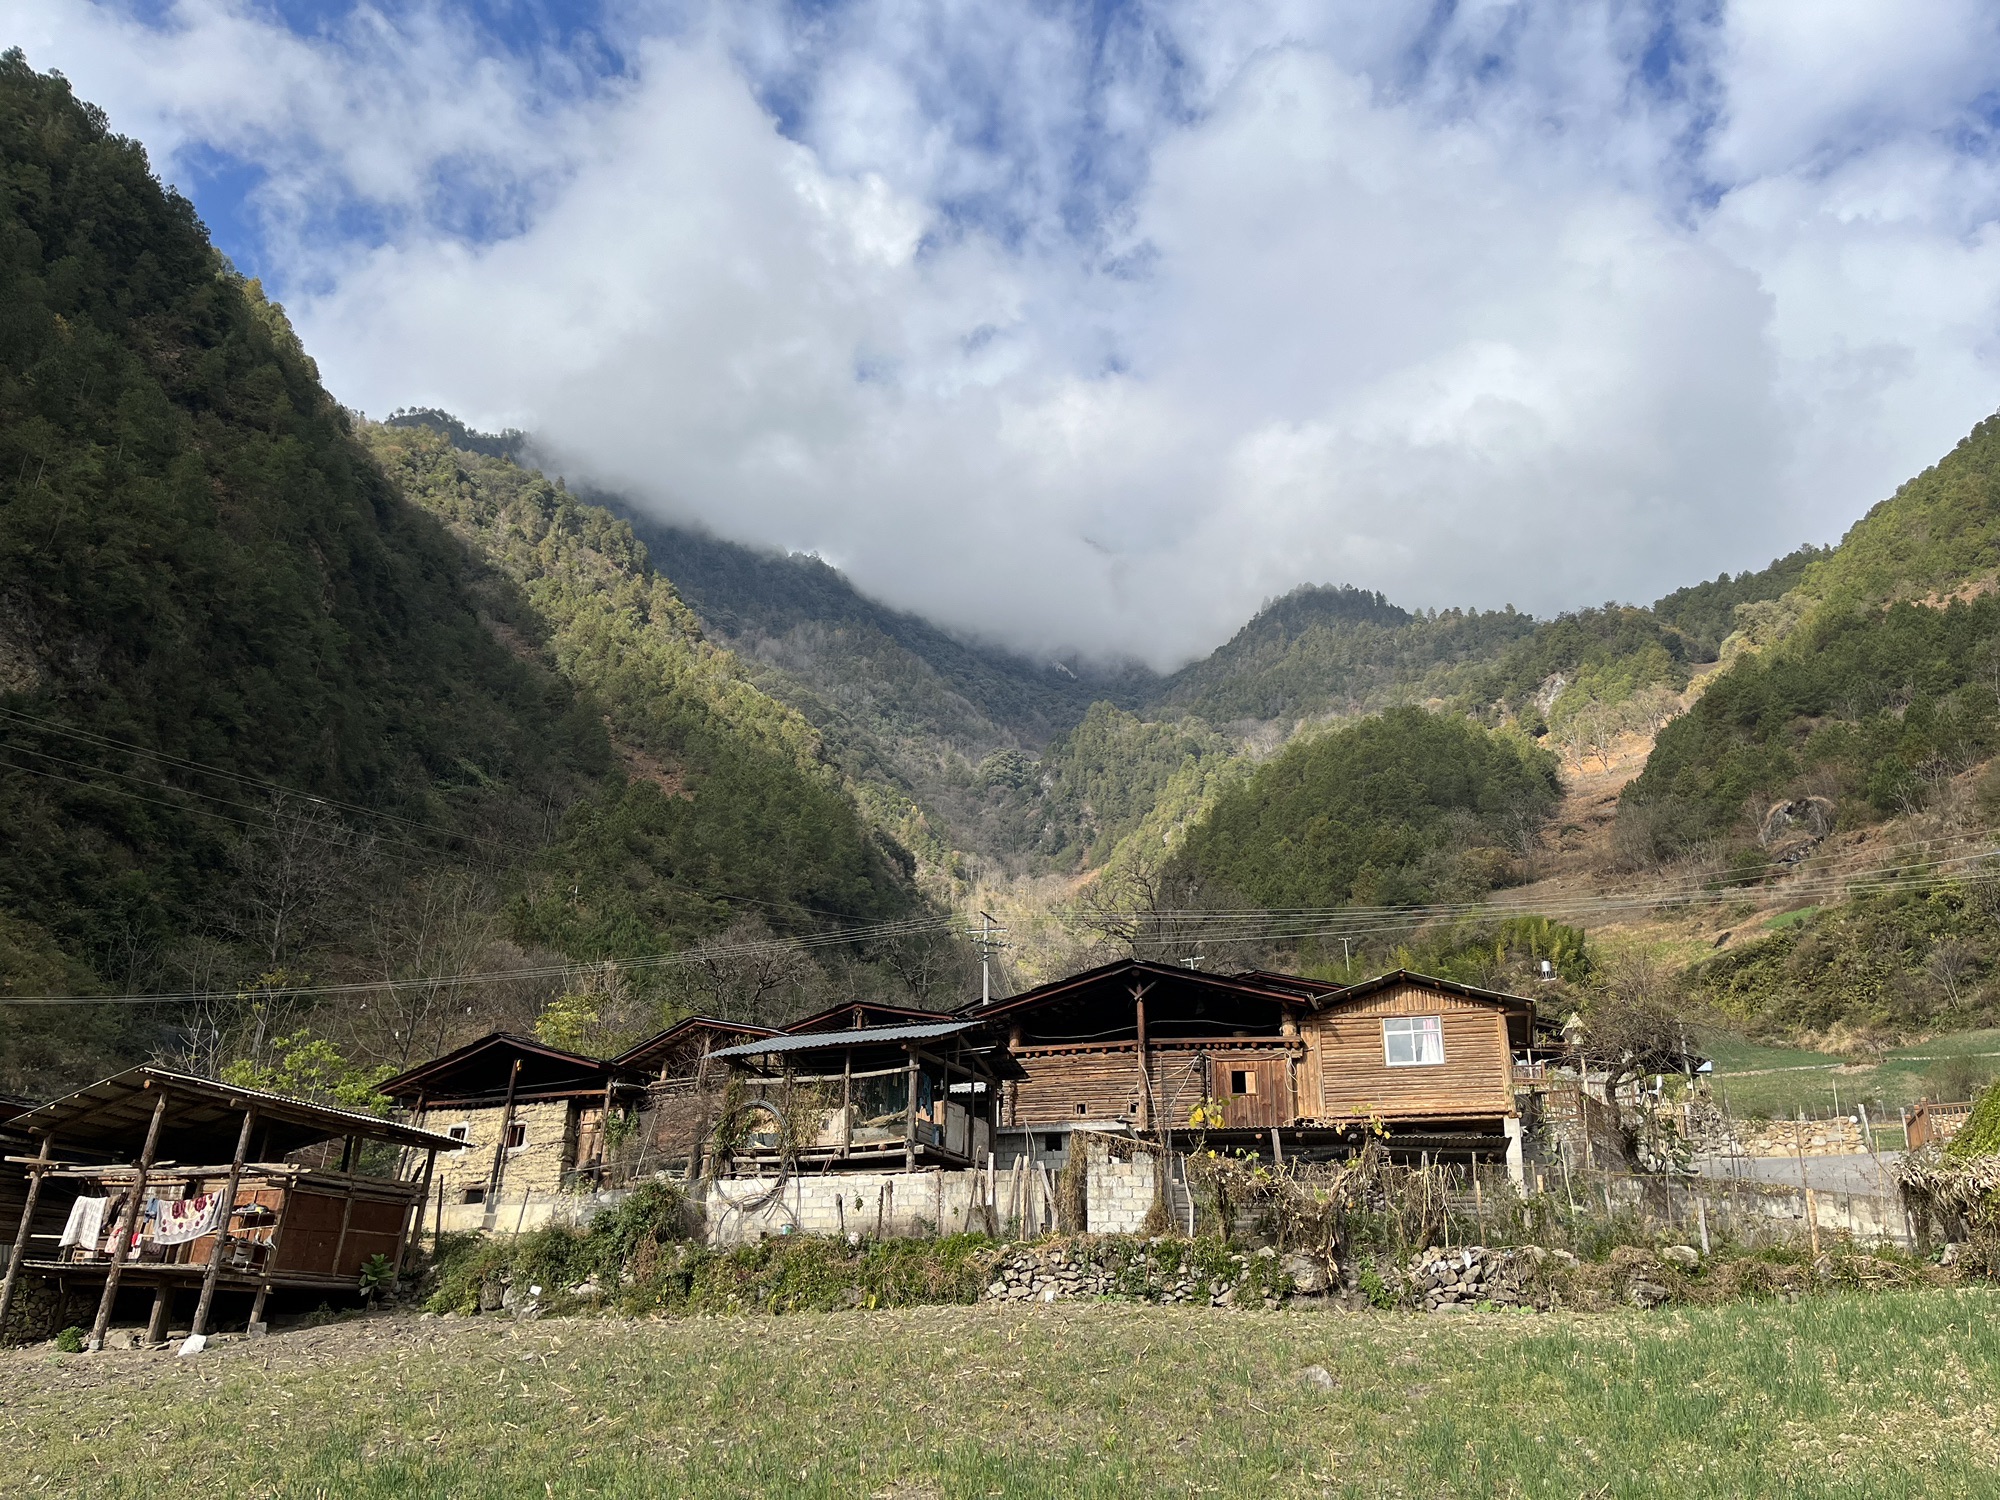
[[1415, 1016, 1445, 1064], [1383, 1016, 1445, 1066]]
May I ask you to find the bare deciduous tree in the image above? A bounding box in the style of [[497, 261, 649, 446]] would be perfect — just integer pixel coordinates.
[[659, 916, 824, 1028]]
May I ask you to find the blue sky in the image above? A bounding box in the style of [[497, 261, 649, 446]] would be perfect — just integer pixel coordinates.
[[16, 1, 2000, 664]]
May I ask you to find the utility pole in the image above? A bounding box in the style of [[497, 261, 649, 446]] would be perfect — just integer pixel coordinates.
[[970, 911, 1010, 1006]]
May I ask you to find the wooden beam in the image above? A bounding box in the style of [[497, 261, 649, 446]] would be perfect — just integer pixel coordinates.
[[0, 1133, 54, 1338], [144, 1284, 173, 1346], [395, 1148, 437, 1279], [483, 1058, 522, 1229], [89, 1085, 171, 1351], [840, 1050, 853, 1161], [189, 1103, 259, 1339], [1133, 983, 1152, 1132], [904, 1051, 919, 1172], [331, 1186, 357, 1280], [247, 1179, 296, 1331]]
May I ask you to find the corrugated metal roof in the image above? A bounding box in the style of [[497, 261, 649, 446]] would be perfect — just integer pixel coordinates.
[[9, 1066, 461, 1158], [708, 1021, 976, 1060]]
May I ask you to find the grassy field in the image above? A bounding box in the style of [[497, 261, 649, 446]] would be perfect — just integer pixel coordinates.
[[1699, 1027, 2000, 1127], [4, 1291, 1998, 1498]]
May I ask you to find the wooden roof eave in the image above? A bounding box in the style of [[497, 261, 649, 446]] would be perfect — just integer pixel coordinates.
[[7, 1067, 460, 1156], [960, 958, 1320, 1022]]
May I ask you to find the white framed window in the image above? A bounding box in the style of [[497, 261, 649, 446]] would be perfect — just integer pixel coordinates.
[[1383, 1015, 1445, 1067], [446, 1123, 470, 1149]]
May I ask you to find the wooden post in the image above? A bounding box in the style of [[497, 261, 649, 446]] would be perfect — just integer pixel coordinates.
[[1793, 1109, 1820, 1254], [189, 1103, 259, 1339], [90, 1085, 171, 1351], [1133, 985, 1152, 1132], [1696, 1194, 1711, 1255], [1269, 1126, 1284, 1166], [338, 1135, 355, 1173], [484, 1058, 523, 1227], [144, 1285, 173, 1346], [247, 1175, 296, 1331], [0, 1132, 54, 1338], [841, 1051, 853, 1161], [904, 1050, 920, 1171], [396, 1149, 437, 1276], [332, 1187, 357, 1279], [1006, 1026, 1023, 1127]]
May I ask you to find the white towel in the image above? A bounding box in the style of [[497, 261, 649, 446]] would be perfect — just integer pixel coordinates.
[[58, 1195, 106, 1250], [150, 1193, 224, 1246]]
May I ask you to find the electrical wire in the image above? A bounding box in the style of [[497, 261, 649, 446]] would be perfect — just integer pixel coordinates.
[[0, 713, 932, 926]]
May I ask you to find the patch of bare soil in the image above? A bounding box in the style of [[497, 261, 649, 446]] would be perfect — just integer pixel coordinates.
[[0, 1311, 458, 1395]]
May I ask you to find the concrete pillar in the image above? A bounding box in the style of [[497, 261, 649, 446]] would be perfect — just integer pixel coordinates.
[[1504, 1117, 1525, 1190]]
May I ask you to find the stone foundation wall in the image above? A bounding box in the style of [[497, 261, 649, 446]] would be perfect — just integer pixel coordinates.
[[422, 1104, 576, 1208], [1731, 1116, 1870, 1158]]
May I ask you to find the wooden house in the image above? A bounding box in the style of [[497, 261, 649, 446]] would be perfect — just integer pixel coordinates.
[[1291, 970, 1537, 1160], [959, 960, 1549, 1167], [706, 1020, 1022, 1172], [783, 1000, 951, 1033], [611, 1017, 778, 1178], [0, 1068, 457, 1349], [377, 1033, 647, 1231]]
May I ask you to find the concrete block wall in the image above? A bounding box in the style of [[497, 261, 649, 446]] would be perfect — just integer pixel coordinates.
[[705, 1169, 997, 1245], [1083, 1132, 1161, 1235]]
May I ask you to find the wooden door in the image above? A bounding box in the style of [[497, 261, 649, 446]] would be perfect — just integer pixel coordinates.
[[1218, 1058, 1284, 1129]]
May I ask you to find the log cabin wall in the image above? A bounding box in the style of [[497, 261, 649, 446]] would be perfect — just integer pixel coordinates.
[[1301, 983, 1515, 1122]]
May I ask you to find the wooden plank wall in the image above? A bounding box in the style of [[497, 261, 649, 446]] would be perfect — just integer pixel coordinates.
[[1302, 983, 1514, 1122], [1010, 1046, 1142, 1126], [1007, 1041, 1292, 1128]]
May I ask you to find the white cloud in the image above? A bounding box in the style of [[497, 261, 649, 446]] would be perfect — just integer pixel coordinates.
[[16, 2, 2000, 666]]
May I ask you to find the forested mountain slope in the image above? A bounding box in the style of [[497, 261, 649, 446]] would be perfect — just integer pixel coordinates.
[[602, 507, 1157, 866], [365, 425, 918, 953], [1621, 414, 2000, 865], [0, 57, 921, 1092]]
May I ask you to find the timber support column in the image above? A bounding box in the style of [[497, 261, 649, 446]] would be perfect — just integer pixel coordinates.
[[1006, 1026, 1023, 1127], [90, 1084, 171, 1351], [904, 1051, 920, 1171], [397, 1148, 437, 1278], [483, 1058, 522, 1230], [1132, 983, 1153, 1132], [0, 1132, 54, 1338], [189, 1103, 259, 1339]]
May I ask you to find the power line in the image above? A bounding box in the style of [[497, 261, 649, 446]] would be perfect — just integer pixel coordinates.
[[0, 705, 498, 850], [0, 911, 964, 1007], [9, 835, 1993, 1009], [0, 710, 921, 927]]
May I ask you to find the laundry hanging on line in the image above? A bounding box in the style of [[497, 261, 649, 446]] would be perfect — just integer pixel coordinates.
[[57, 1195, 107, 1250], [149, 1192, 225, 1246]]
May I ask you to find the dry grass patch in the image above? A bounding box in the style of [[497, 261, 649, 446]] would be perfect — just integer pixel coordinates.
[[1, 1290, 1996, 1498]]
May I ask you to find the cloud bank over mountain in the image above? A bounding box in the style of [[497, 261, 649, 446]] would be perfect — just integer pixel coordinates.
[[18, 1, 2000, 666]]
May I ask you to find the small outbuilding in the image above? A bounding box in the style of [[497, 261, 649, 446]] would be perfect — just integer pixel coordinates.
[[0, 1067, 457, 1349], [706, 1020, 1023, 1172]]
